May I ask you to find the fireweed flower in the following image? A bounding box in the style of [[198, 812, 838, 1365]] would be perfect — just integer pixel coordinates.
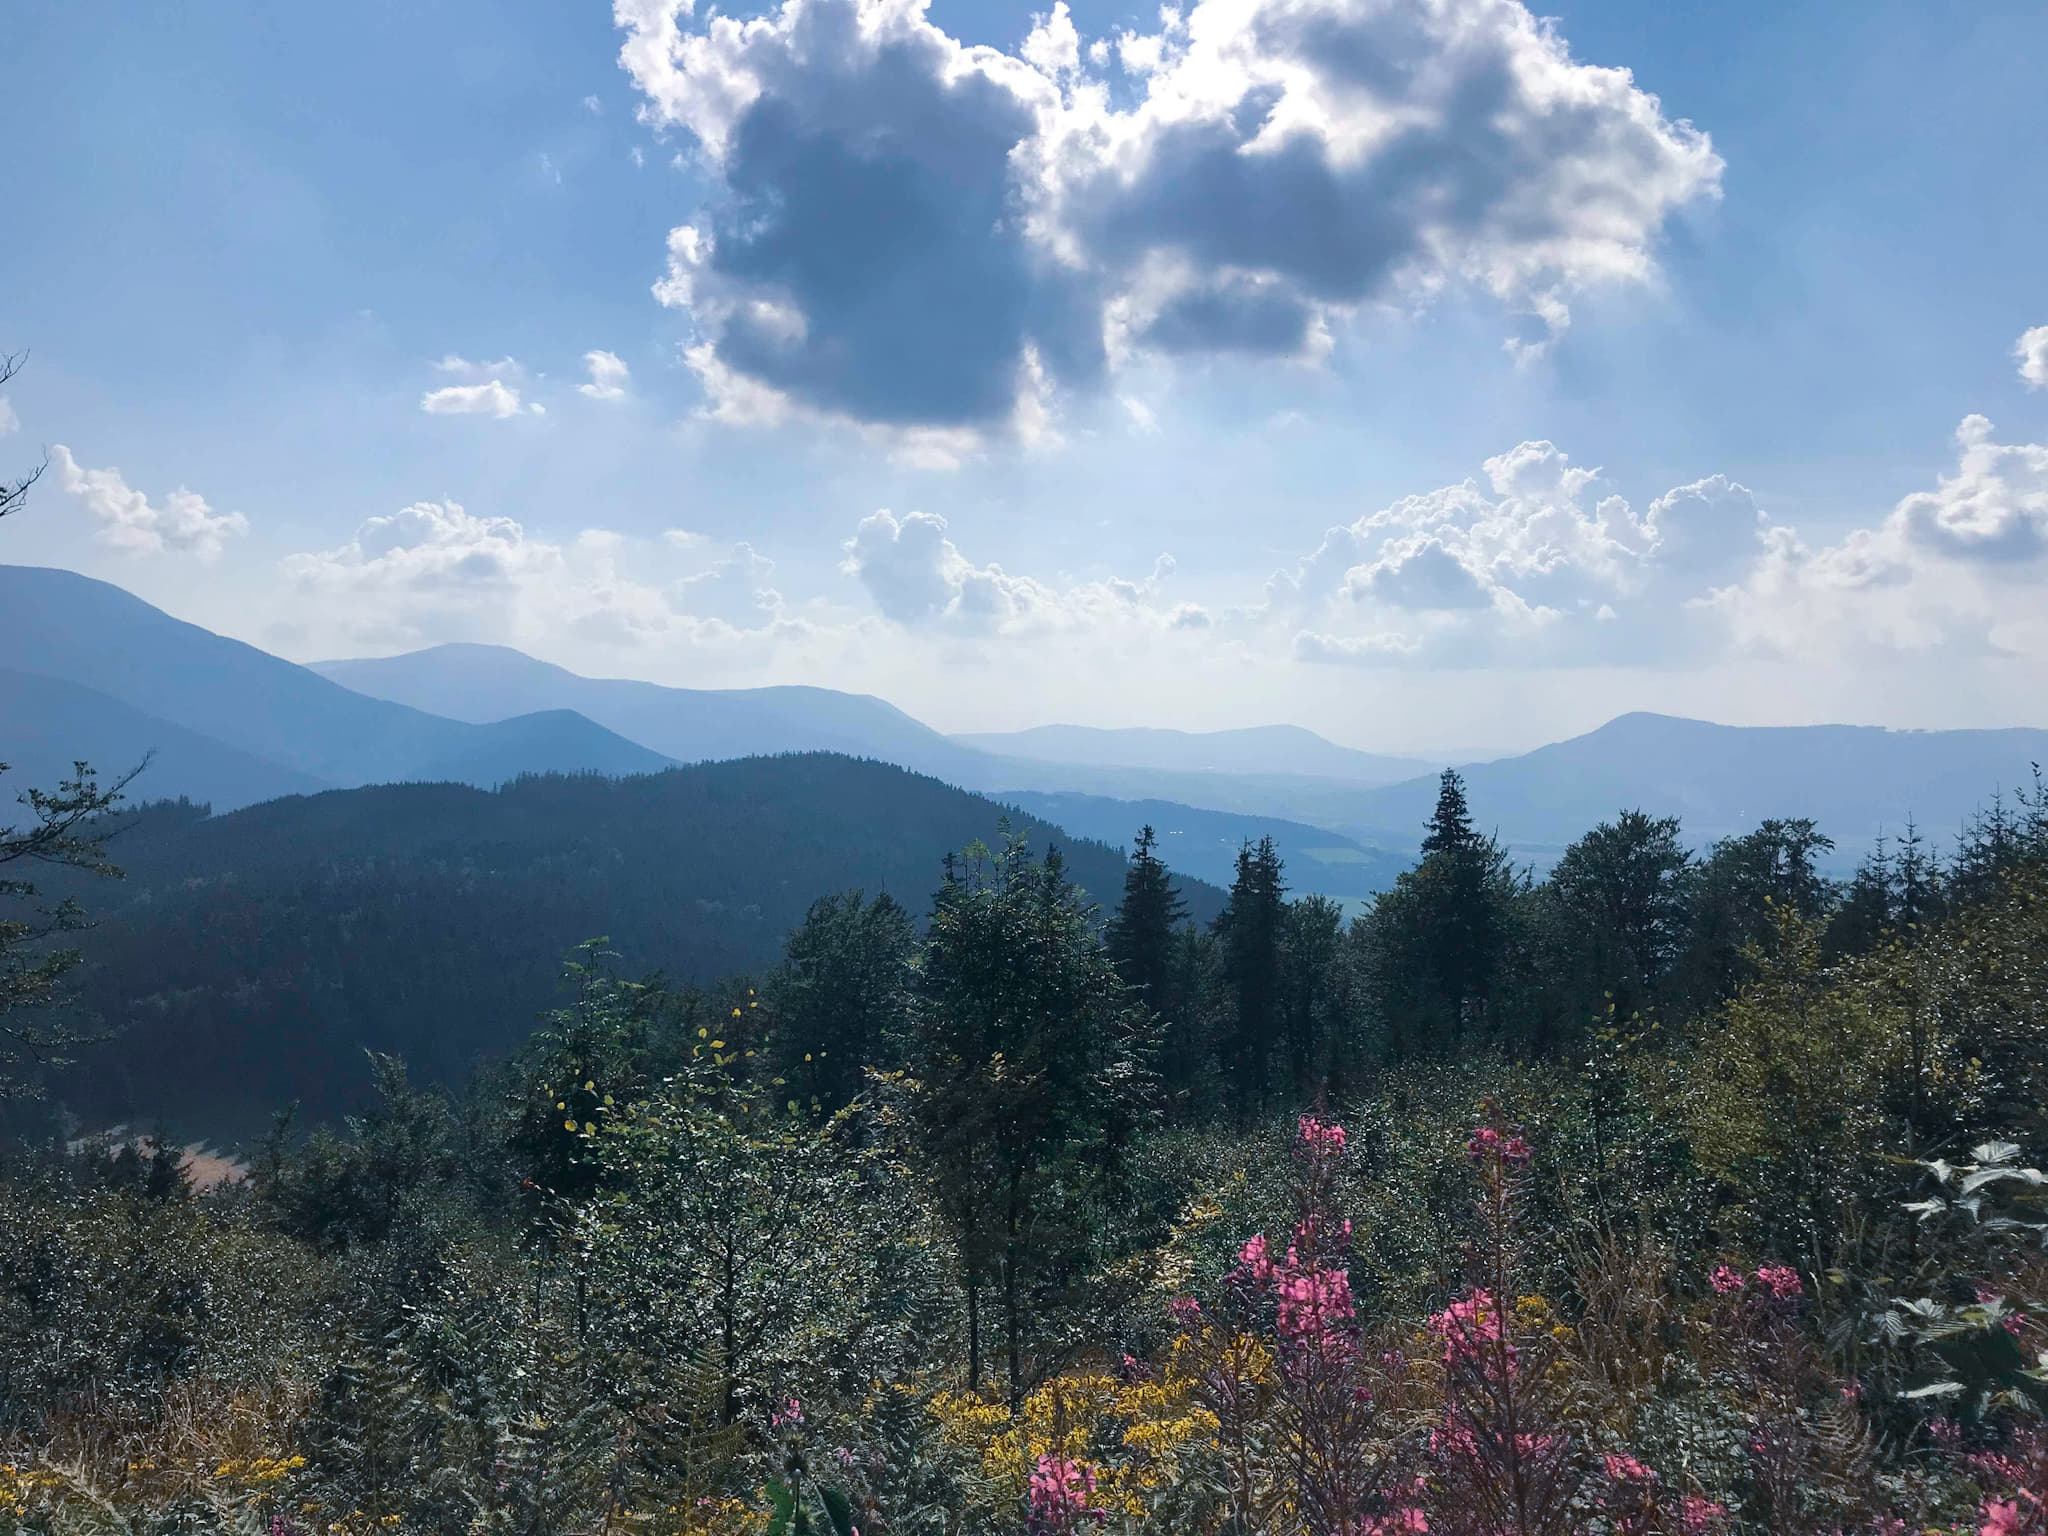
[[1681, 1494, 1728, 1533], [1709, 1265, 1745, 1294], [1026, 1455, 1103, 1533], [1754, 1266, 1803, 1300]]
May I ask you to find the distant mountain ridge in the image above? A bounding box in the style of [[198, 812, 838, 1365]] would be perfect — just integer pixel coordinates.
[[992, 788, 1409, 902], [954, 722, 1430, 785], [1327, 712, 2048, 869], [53, 755, 1224, 1136], [0, 565, 672, 799], [10, 564, 2047, 889], [311, 642, 986, 779]]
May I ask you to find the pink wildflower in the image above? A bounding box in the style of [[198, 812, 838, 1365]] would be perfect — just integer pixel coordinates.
[[1166, 1296, 1201, 1327], [1604, 1453, 1658, 1484], [1980, 1498, 2027, 1536], [1430, 1289, 1514, 1374], [1709, 1264, 1745, 1294], [1027, 1455, 1104, 1534], [1364, 1511, 1429, 1534], [1297, 1115, 1348, 1155], [1755, 1265, 1803, 1299], [1465, 1123, 1532, 1167], [1681, 1495, 1728, 1534]]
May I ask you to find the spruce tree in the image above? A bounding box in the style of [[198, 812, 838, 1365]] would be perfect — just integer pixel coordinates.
[[904, 831, 1145, 1404], [1547, 809, 1691, 1021], [1106, 825, 1186, 1014], [1360, 770, 1515, 1057], [767, 888, 916, 1113], [1212, 836, 1286, 1114]]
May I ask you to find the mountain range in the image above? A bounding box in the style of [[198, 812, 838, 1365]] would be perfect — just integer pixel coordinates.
[[7, 563, 2048, 892], [52, 757, 1220, 1136]]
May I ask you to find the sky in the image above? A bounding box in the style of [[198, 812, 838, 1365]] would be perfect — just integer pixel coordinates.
[[2, 0, 2044, 754]]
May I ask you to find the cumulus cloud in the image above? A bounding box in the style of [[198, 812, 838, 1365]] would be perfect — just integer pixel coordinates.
[[1894, 415, 2048, 563], [617, 0, 1720, 439], [1267, 440, 1783, 666], [1693, 416, 2048, 663], [50, 446, 249, 559], [2017, 325, 2048, 390], [0, 396, 16, 437], [841, 507, 1195, 635], [281, 501, 789, 653], [421, 356, 544, 417], [579, 350, 632, 401]]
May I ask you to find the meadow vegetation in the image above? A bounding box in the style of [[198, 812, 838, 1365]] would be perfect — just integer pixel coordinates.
[[2, 762, 2048, 1535]]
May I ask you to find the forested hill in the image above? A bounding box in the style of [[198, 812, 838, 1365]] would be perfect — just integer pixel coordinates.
[[56, 754, 1222, 1138]]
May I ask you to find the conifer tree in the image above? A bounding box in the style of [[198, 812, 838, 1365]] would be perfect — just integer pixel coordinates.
[[1106, 825, 1186, 1016], [1213, 836, 1287, 1114], [1359, 771, 1516, 1057], [904, 831, 1144, 1405], [1547, 809, 1691, 1021], [767, 888, 916, 1113]]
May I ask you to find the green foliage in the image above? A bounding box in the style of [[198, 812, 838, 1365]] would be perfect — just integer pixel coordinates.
[[765, 889, 916, 1115], [0, 759, 137, 1099], [904, 830, 1155, 1403], [1213, 836, 1287, 1114]]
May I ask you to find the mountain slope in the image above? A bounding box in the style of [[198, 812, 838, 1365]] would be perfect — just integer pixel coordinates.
[[1337, 713, 2048, 867], [0, 668, 330, 810], [313, 642, 987, 778], [993, 788, 1409, 901], [56, 754, 1224, 1137], [0, 565, 672, 787], [958, 723, 1429, 786]]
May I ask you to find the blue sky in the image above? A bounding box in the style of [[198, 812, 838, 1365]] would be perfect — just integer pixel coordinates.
[[2, 0, 2044, 752]]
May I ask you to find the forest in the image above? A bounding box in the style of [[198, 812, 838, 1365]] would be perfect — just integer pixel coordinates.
[[2, 751, 2048, 1536]]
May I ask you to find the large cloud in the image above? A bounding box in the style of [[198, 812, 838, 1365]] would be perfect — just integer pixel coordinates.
[[842, 507, 1194, 632], [50, 446, 250, 560], [282, 502, 788, 651], [1269, 441, 1778, 666], [1705, 416, 2048, 662], [618, 0, 1720, 438], [2017, 325, 2048, 390]]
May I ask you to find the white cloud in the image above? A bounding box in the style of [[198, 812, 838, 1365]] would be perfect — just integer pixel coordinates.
[[578, 350, 631, 401], [280, 501, 790, 654], [49, 445, 249, 560], [0, 397, 16, 438], [2017, 325, 2048, 390], [584, 94, 604, 114], [617, 0, 1720, 440], [422, 380, 536, 418], [841, 508, 1195, 635], [1895, 414, 2048, 562], [1701, 416, 2048, 663], [421, 356, 544, 417], [1263, 440, 1791, 667]]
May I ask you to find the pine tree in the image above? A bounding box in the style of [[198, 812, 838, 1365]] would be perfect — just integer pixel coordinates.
[[1421, 769, 1479, 859], [1360, 771, 1516, 1058], [767, 889, 917, 1113], [1106, 826, 1186, 1013], [1277, 894, 1347, 1098], [904, 831, 1144, 1404], [1547, 809, 1691, 1021], [1213, 837, 1286, 1114]]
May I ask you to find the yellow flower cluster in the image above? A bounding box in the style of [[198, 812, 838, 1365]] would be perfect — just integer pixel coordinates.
[[0, 1462, 65, 1519], [213, 1455, 307, 1484], [930, 1352, 1220, 1520]]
